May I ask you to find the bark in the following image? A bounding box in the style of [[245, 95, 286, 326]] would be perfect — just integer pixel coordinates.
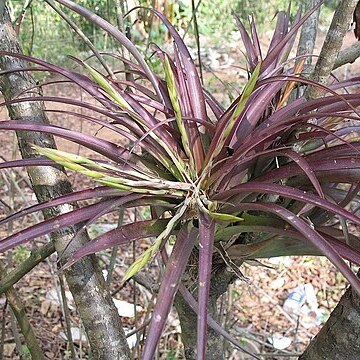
[[300, 278, 360, 360], [334, 40, 360, 69], [0, 4, 131, 359], [175, 265, 235, 360], [297, 0, 321, 65], [306, 0, 358, 99]]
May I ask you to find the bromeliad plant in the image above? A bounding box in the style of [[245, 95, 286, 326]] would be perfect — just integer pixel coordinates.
[[2, 0, 360, 358]]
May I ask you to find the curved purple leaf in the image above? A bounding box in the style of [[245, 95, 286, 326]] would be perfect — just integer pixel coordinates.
[[142, 224, 197, 359], [261, 1, 323, 72], [178, 284, 261, 360], [0, 120, 141, 166], [0, 51, 112, 108], [225, 227, 360, 265], [257, 157, 360, 184], [0, 157, 56, 170], [214, 182, 360, 226], [43, 109, 170, 163], [212, 147, 324, 195], [55, 0, 163, 100], [138, 7, 206, 169], [234, 15, 258, 70], [57, 194, 145, 262], [63, 219, 170, 270], [0, 95, 141, 132], [0, 199, 118, 252], [223, 202, 360, 295], [0, 186, 125, 226]]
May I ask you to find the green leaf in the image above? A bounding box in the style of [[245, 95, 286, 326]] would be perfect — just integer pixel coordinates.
[[164, 55, 195, 175], [122, 197, 191, 282], [83, 62, 131, 110], [200, 62, 261, 183], [208, 212, 244, 223]]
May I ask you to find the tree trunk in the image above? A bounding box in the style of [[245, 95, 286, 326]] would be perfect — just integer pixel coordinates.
[[296, 0, 321, 65], [0, 4, 131, 359], [175, 294, 224, 360], [300, 278, 360, 359]]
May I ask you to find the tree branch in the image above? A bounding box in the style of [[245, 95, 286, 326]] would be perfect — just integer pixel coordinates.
[[0, 242, 55, 295], [306, 0, 358, 99], [334, 40, 360, 69]]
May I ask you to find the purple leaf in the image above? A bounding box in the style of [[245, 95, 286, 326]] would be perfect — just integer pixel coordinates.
[[215, 182, 360, 226], [63, 219, 169, 270], [261, 1, 323, 72], [0, 199, 118, 252], [58, 194, 145, 262], [178, 284, 261, 360], [0, 51, 112, 107], [0, 186, 125, 226], [258, 157, 360, 184], [141, 7, 206, 170], [197, 212, 215, 360], [54, 0, 163, 100], [0, 157, 56, 170], [0, 121, 139, 165], [234, 15, 258, 70], [222, 202, 360, 295], [142, 223, 197, 359]]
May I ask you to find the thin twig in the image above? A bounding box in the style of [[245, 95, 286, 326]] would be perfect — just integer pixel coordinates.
[[114, 0, 134, 86], [59, 272, 77, 360], [0, 299, 7, 359], [8, 308, 22, 358], [14, 0, 33, 35], [255, 353, 302, 357], [0, 198, 11, 210], [144, 0, 156, 59], [44, 0, 114, 78], [132, 209, 140, 358], [2, 168, 76, 359], [106, 208, 124, 286], [182, 0, 203, 40], [29, 5, 34, 56], [223, 283, 233, 357], [0, 261, 46, 359]]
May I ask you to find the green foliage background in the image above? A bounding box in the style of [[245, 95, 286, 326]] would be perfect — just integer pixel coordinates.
[[8, 0, 336, 66]]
